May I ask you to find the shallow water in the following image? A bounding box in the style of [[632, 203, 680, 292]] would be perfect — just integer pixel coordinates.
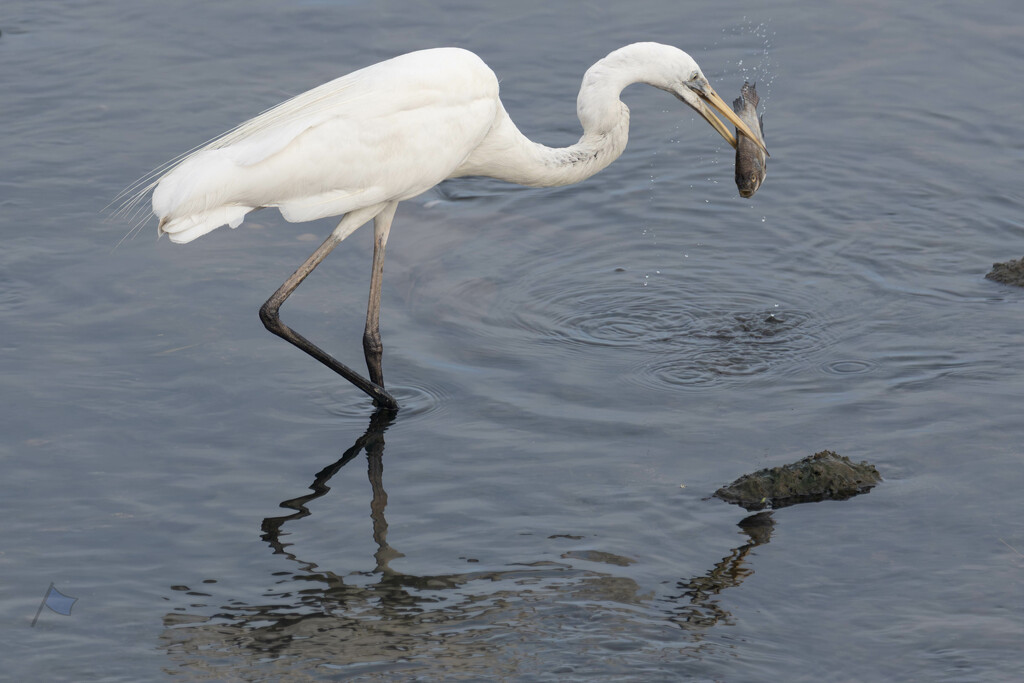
[[3, 0, 1023, 680]]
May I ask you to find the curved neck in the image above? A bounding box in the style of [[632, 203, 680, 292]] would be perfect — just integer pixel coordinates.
[[514, 109, 631, 188], [455, 47, 672, 188]]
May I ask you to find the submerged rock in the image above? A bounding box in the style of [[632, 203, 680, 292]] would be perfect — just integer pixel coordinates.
[[714, 450, 881, 511], [985, 257, 1024, 287]]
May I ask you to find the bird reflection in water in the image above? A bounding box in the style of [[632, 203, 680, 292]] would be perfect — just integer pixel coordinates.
[[161, 415, 779, 678], [260, 407, 405, 576]]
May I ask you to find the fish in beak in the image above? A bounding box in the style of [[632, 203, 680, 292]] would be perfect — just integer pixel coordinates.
[[684, 76, 769, 156], [732, 81, 768, 197]]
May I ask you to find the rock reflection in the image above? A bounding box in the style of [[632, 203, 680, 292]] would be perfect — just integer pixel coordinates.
[[160, 414, 780, 678], [664, 512, 775, 629]]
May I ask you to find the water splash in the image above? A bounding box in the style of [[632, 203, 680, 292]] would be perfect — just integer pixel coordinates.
[[730, 18, 777, 111]]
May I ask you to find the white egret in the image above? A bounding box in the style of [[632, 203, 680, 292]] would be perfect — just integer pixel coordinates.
[[121, 43, 766, 411]]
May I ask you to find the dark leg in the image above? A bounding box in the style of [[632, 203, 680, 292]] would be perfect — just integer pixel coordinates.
[[258, 206, 399, 410], [363, 203, 396, 387]]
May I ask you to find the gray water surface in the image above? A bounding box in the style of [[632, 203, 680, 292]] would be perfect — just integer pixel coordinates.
[[3, 1, 1023, 680]]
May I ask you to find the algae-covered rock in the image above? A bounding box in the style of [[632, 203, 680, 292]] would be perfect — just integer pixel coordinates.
[[714, 450, 881, 511], [986, 257, 1024, 287]]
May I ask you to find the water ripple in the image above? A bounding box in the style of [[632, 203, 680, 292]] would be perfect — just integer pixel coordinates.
[[628, 303, 831, 391], [317, 378, 451, 421], [493, 252, 836, 389], [821, 359, 877, 376], [513, 282, 698, 349]]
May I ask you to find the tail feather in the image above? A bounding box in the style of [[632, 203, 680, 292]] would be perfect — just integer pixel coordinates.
[[159, 205, 251, 244], [150, 149, 255, 243]]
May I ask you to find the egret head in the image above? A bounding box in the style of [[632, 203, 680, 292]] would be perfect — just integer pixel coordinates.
[[604, 43, 768, 154]]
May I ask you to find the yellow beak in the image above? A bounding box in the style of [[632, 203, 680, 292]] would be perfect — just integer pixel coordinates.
[[689, 80, 769, 155]]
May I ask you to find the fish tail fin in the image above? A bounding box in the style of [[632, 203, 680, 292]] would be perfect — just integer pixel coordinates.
[[741, 81, 759, 108]]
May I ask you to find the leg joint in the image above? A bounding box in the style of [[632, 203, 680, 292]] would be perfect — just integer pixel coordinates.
[[259, 300, 280, 332], [362, 331, 383, 356]]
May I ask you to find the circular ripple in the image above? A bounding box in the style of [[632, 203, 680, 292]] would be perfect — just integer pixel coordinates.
[[629, 304, 832, 391], [386, 381, 453, 421], [428, 222, 840, 392], [512, 284, 699, 349], [821, 359, 876, 375], [318, 379, 451, 421], [498, 261, 836, 390]]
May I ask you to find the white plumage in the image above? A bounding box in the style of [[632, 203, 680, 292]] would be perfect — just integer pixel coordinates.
[[150, 48, 499, 242], [121, 43, 766, 410]]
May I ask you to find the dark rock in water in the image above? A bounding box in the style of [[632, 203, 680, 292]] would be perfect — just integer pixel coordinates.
[[985, 257, 1024, 287], [714, 450, 881, 511]]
